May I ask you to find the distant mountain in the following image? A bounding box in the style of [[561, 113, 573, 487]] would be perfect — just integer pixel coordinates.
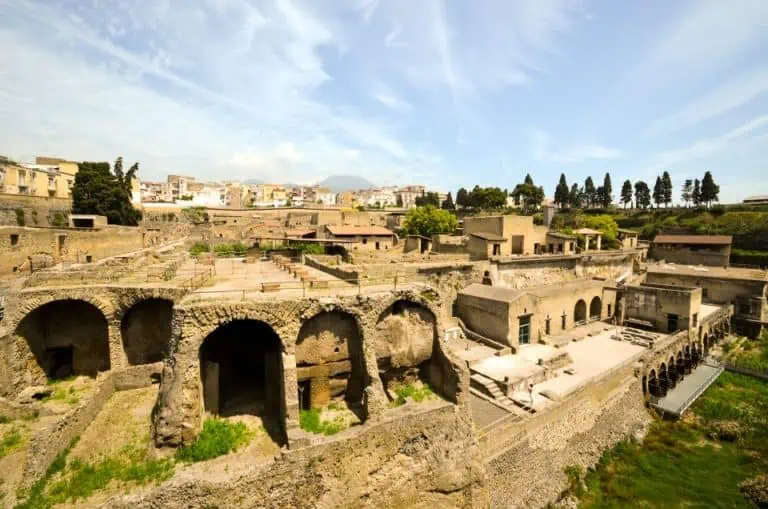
[[244, 178, 264, 185], [316, 175, 376, 193]]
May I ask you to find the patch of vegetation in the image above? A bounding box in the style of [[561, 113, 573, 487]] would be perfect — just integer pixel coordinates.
[[48, 211, 68, 228], [299, 408, 345, 436], [15, 438, 172, 509], [391, 383, 435, 407], [573, 372, 768, 508], [176, 418, 254, 463], [0, 427, 22, 459], [213, 242, 248, 257], [0, 415, 10, 424], [189, 241, 210, 256], [723, 332, 768, 374], [30, 210, 38, 225], [15, 208, 25, 227], [43, 385, 80, 406]]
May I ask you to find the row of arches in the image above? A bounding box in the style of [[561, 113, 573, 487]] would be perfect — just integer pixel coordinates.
[[642, 332, 721, 400], [15, 298, 173, 382], [574, 296, 602, 324]]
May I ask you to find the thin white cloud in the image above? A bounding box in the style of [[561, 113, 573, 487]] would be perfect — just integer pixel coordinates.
[[532, 130, 624, 164], [648, 68, 768, 136], [374, 92, 411, 113]]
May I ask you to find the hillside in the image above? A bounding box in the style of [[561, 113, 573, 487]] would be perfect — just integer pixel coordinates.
[[315, 175, 375, 193]]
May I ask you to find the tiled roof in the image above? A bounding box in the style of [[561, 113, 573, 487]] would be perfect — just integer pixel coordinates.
[[470, 232, 507, 241], [653, 234, 732, 245], [546, 231, 575, 240]]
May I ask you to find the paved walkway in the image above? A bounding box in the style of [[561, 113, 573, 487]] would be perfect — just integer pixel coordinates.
[[653, 361, 723, 418]]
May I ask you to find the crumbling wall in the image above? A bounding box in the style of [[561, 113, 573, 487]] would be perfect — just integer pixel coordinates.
[[493, 252, 634, 290], [0, 193, 71, 227]]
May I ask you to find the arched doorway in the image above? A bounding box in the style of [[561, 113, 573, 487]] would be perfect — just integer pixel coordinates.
[[375, 300, 439, 401], [296, 311, 366, 416], [121, 299, 173, 365], [658, 363, 669, 397], [589, 296, 602, 320], [676, 352, 685, 380], [703, 333, 710, 354], [15, 299, 110, 381], [647, 369, 660, 398], [668, 356, 678, 388], [574, 300, 587, 324], [199, 319, 284, 443]]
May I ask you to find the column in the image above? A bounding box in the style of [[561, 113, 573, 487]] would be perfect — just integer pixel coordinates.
[[596, 235, 602, 251]]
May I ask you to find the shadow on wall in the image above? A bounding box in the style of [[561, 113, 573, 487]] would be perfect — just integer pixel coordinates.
[[296, 311, 367, 421], [15, 299, 110, 384], [374, 300, 453, 403], [121, 298, 173, 365], [199, 319, 286, 446]]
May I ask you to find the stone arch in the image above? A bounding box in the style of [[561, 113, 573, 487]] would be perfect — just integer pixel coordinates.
[[589, 296, 602, 320], [574, 299, 587, 324], [648, 369, 660, 398], [374, 299, 439, 402], [120, 298, 174, 365], [675, 351, 685, 379], [658, 363, 669, 397], [10, 292, 115, 333], [296, 310, 367, 416], [703, 333, 710, 353], [668, 355, 678, 386], [199, 319, 285, 445], [15, 299, 110, 382]]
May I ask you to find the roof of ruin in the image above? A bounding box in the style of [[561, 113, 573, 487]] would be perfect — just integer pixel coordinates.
[[458, 283, 523, 303], [574, 228, 602, 235], [617, 228, 639, 235], [647, 263, 768, 282], [546, 231, 575, 240], [285, 229, 315, 237], [326, 225, 394, 236], [653, 234, 732, 245], [470, 232, 507, 241]]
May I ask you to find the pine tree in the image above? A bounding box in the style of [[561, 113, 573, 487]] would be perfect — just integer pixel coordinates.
[[681, 179, 693, 207], [524, 174, 534, 186], [441, 192, 455, 210], [700, 171, 720, 207], [662, 171, 673, 207], [692, 179, 701, 207], [620, 180, 633, 209], [456, 187, 469, 208], [584, 177, 595, 208], [634, 181, 651, 209], [569, 183, 582, 209], [555, 174, 569, 208], [653, 176, 664, 208], [602, 173, 613, 208]]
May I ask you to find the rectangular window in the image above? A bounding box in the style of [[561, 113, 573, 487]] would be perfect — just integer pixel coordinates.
[[739, 303, 750, 315], [10, 234, 19, 246], [545, 317, 551, 335], [702, 288, 709, 299], [519, 316, 531, 345], [692, 313, 698, 327], [607, 304, 612, 317], [562, 314, 566, 329]]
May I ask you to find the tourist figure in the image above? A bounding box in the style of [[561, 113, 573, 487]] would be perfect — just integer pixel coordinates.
[[528, 383, 534, 405]]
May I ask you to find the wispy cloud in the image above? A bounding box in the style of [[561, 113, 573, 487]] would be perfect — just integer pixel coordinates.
[[648, 68, 768, 136], [532, 130, 624, 164]]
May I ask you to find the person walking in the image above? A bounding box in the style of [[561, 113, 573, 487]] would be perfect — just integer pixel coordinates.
[[528, 383, 534, 405]]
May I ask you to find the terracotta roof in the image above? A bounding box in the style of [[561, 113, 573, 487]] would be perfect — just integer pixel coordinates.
[[326, 225, 394, 236], [653, 234, 732, 245], [470, 232, 507, 241], [285, 229, 315, 237], [617, 228, 639, 235]]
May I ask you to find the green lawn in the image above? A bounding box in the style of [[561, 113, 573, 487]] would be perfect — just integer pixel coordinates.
[[575, 372, 768, 509]]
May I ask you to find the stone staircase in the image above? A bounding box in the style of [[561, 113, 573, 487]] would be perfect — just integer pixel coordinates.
[[470, 373, 516, 408]]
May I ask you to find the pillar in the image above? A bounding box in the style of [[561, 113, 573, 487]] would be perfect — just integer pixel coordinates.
[[108, 321, 128, 371], [281, 353, 300, 429], [596, 235, 602, 251], [203, 360, 220, 414], [583, 235, 590, 252]]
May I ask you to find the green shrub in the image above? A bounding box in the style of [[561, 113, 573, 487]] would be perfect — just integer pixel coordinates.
[[213, 243, 234, 257], [392, 383, 435, 407], [49, 211, 68, 227], [189, 242, 210, 256], [15, 208, 25, 226], [0, 428, 22, 459], [31, 209, 39, 225], [730, 249, 768, 267], [0, 415, 9, 424], [299, 408, 345, 436], [176, 418, 253, 463]]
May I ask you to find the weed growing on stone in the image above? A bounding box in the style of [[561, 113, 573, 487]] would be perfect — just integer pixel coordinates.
[[392, 383, 435, 407], [574, 372, 768, 508], [0, 428, 22, 459], [43, 385, 80, 406], [0, 415, 10, 424], [299, 409, 345, 436], [176, 418, 254, 463]]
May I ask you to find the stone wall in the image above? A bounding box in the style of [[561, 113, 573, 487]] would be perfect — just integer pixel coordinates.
[[650, 244, 730, 268], [305, 254, 360, 282], [0, 193, 71, 228], [0, 225, 146, 275], [114, 403, 487, 509], [483, 364, 651, 508]]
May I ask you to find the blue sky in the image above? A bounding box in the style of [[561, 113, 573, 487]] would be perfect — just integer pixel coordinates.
[[1, 0, 767, 203]]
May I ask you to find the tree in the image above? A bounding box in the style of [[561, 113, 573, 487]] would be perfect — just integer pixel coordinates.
[[524, 173, 534, 186], [568, 183, 583, 209], [403, 205, 457, 237], [595, 186, 606, 208], [441, 192, 455, 210], [72, 158, 141, 225], [512, 178, 544, 213], [554, 173, 570, 208], [662, 171, 673, 207], [634, 180, 651, 209], [469, 186, 507, 210], [681, 179, 693, 207], [584, 177, 596, 208], [415, 192, 440, 207], [692, 179, 701, 207], [602, 173, 613, 208], [620, 180, 633, 208], [653, 176, 664, 208], [396, 194, 403, 207], [456, 187, 469, 208], [700, 171, 720, 207]]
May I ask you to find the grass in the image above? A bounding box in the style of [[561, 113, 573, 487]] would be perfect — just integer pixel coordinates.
[[176, 418, 255, 463], [42, 385, 80, 406], [391, 382, 435, 407], [14, 438, 173, 509], [299, 408, 345, 436], [574, 372, 768, 508], [0, 415, 10, 424], [723, 332, 768, 374], [0, 428, 23, 459]]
